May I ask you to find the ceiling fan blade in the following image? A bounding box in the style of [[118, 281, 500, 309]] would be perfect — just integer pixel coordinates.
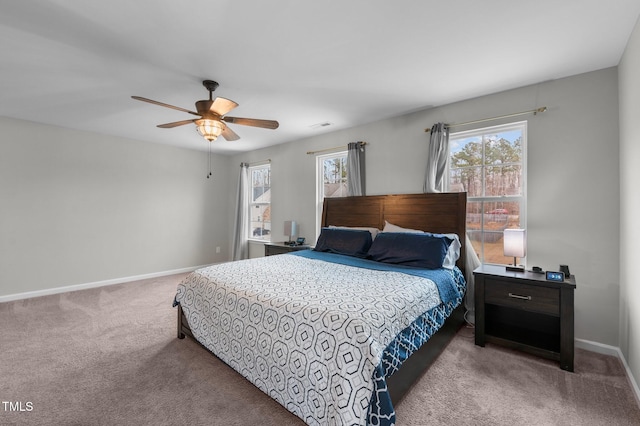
[[211, 97, 239, 116], [157, 119, 196, 128], [221, 126, 240, 141], [223, 116, 279, 129], [132, 96, 200, 116]]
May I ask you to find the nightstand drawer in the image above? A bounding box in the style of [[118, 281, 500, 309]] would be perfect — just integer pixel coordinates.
[[265, 245, 293, 256], [485, 280, 559, 316], [264, 243, 311, 256]]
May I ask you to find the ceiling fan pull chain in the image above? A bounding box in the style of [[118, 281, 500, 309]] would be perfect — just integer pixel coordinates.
[[207, 143, 213, 179]]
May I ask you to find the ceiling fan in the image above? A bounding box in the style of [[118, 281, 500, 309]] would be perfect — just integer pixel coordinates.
[[132, 80, 279, 142]]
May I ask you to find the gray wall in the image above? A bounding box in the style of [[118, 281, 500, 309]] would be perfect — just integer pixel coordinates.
[[619, 16, 640, 390], [0, 117, 232, 298], [232, 67, 621, 347]]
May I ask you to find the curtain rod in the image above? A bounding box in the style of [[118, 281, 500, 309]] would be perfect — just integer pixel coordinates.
[[424, 107, 547, 132], [240, 159, 271, 167], [306, 141, 367, 155]]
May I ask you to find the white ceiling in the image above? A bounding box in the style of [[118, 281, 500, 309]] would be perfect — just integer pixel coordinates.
[[1, 1, 639, 154]]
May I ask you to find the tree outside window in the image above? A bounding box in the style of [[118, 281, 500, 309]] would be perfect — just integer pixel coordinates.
[[449, 122, 526, 264], [316, 152, 348, 234], [322, 154, 348, 198]]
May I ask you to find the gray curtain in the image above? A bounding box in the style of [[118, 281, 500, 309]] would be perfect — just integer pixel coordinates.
[[423, 122, 450, 193], [423, 122, 479, 325], [232, 163, 250, 261], [347, 141, 366, 196]]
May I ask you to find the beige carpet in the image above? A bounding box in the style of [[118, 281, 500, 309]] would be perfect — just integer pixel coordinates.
[[1, 273, 639, 425]]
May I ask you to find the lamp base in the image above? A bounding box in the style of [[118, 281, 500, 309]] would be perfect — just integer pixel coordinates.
[[505, 265, 525, 272]]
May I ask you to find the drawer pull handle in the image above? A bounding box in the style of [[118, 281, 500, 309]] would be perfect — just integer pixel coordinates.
[[508, 293, 532, 301]]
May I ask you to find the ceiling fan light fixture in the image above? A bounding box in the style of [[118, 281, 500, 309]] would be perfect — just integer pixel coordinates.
[[195, 119, 225, 141], [132, 80, 278, 142]]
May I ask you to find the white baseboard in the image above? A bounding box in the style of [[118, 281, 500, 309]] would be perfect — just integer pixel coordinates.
[[577, 338, 640, 406], [575, 338, 619, 356], [0, 264, 212, 303]]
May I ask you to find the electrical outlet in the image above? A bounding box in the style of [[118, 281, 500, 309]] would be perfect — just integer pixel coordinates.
[[216, 246, 221, 254]]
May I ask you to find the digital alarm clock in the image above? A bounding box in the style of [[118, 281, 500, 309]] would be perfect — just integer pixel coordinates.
[[545, 271, 565, 282]]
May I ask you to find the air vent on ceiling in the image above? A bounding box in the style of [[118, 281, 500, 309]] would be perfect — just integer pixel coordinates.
[[309, 122, 332, 129]]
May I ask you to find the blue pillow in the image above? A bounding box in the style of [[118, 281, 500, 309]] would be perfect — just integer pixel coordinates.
[[367, 232, 453, 269], [314, 228, 373, 258]]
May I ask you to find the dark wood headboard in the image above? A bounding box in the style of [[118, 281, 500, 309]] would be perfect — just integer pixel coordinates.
[[321, 192, 467, 275]]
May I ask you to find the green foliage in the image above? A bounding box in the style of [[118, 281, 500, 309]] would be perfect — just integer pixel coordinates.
[[449, 134, 522, 197], [323, 156, 347, 184]]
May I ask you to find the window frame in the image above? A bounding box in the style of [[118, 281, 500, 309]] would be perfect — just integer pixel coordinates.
[[449, 121, 527, 265], [315, 150, 348, 237], [248, 163, 271, 242]]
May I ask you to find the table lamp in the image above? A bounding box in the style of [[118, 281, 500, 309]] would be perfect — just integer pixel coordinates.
[[504, 228, 526, 272], [284, 220, 297, 243]]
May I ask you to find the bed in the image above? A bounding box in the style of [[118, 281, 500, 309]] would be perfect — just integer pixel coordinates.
[[174, 192, 467, 425]]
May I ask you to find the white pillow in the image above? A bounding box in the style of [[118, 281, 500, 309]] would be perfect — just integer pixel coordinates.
[[381, 220, 461, 269], [329, 225, 380, 240], [382, 220, 423, 234]]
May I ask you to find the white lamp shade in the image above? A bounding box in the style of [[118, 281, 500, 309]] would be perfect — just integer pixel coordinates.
[[503, 229, 526, 258], [195, 119, 225, 141], [284, 220, 297, 238]]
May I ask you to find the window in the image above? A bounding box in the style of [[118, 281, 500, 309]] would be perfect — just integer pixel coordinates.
[[249, 164, 271, 241], [449, 122, 526, 265], [316, 151, 348, 233]]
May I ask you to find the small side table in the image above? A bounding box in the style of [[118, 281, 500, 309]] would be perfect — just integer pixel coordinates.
[[264, 242, 312, 256], [474, 264, 577, 371]]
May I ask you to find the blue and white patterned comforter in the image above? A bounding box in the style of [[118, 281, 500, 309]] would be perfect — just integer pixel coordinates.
[[174, 251, 465, 425]]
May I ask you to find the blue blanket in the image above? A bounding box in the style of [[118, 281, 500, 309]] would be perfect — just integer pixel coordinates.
[[291, 249, 460, 304]]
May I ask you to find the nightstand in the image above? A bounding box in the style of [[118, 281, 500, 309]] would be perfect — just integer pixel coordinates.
[[264, 242, 312, 256], [474, 264, 577, 371]]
